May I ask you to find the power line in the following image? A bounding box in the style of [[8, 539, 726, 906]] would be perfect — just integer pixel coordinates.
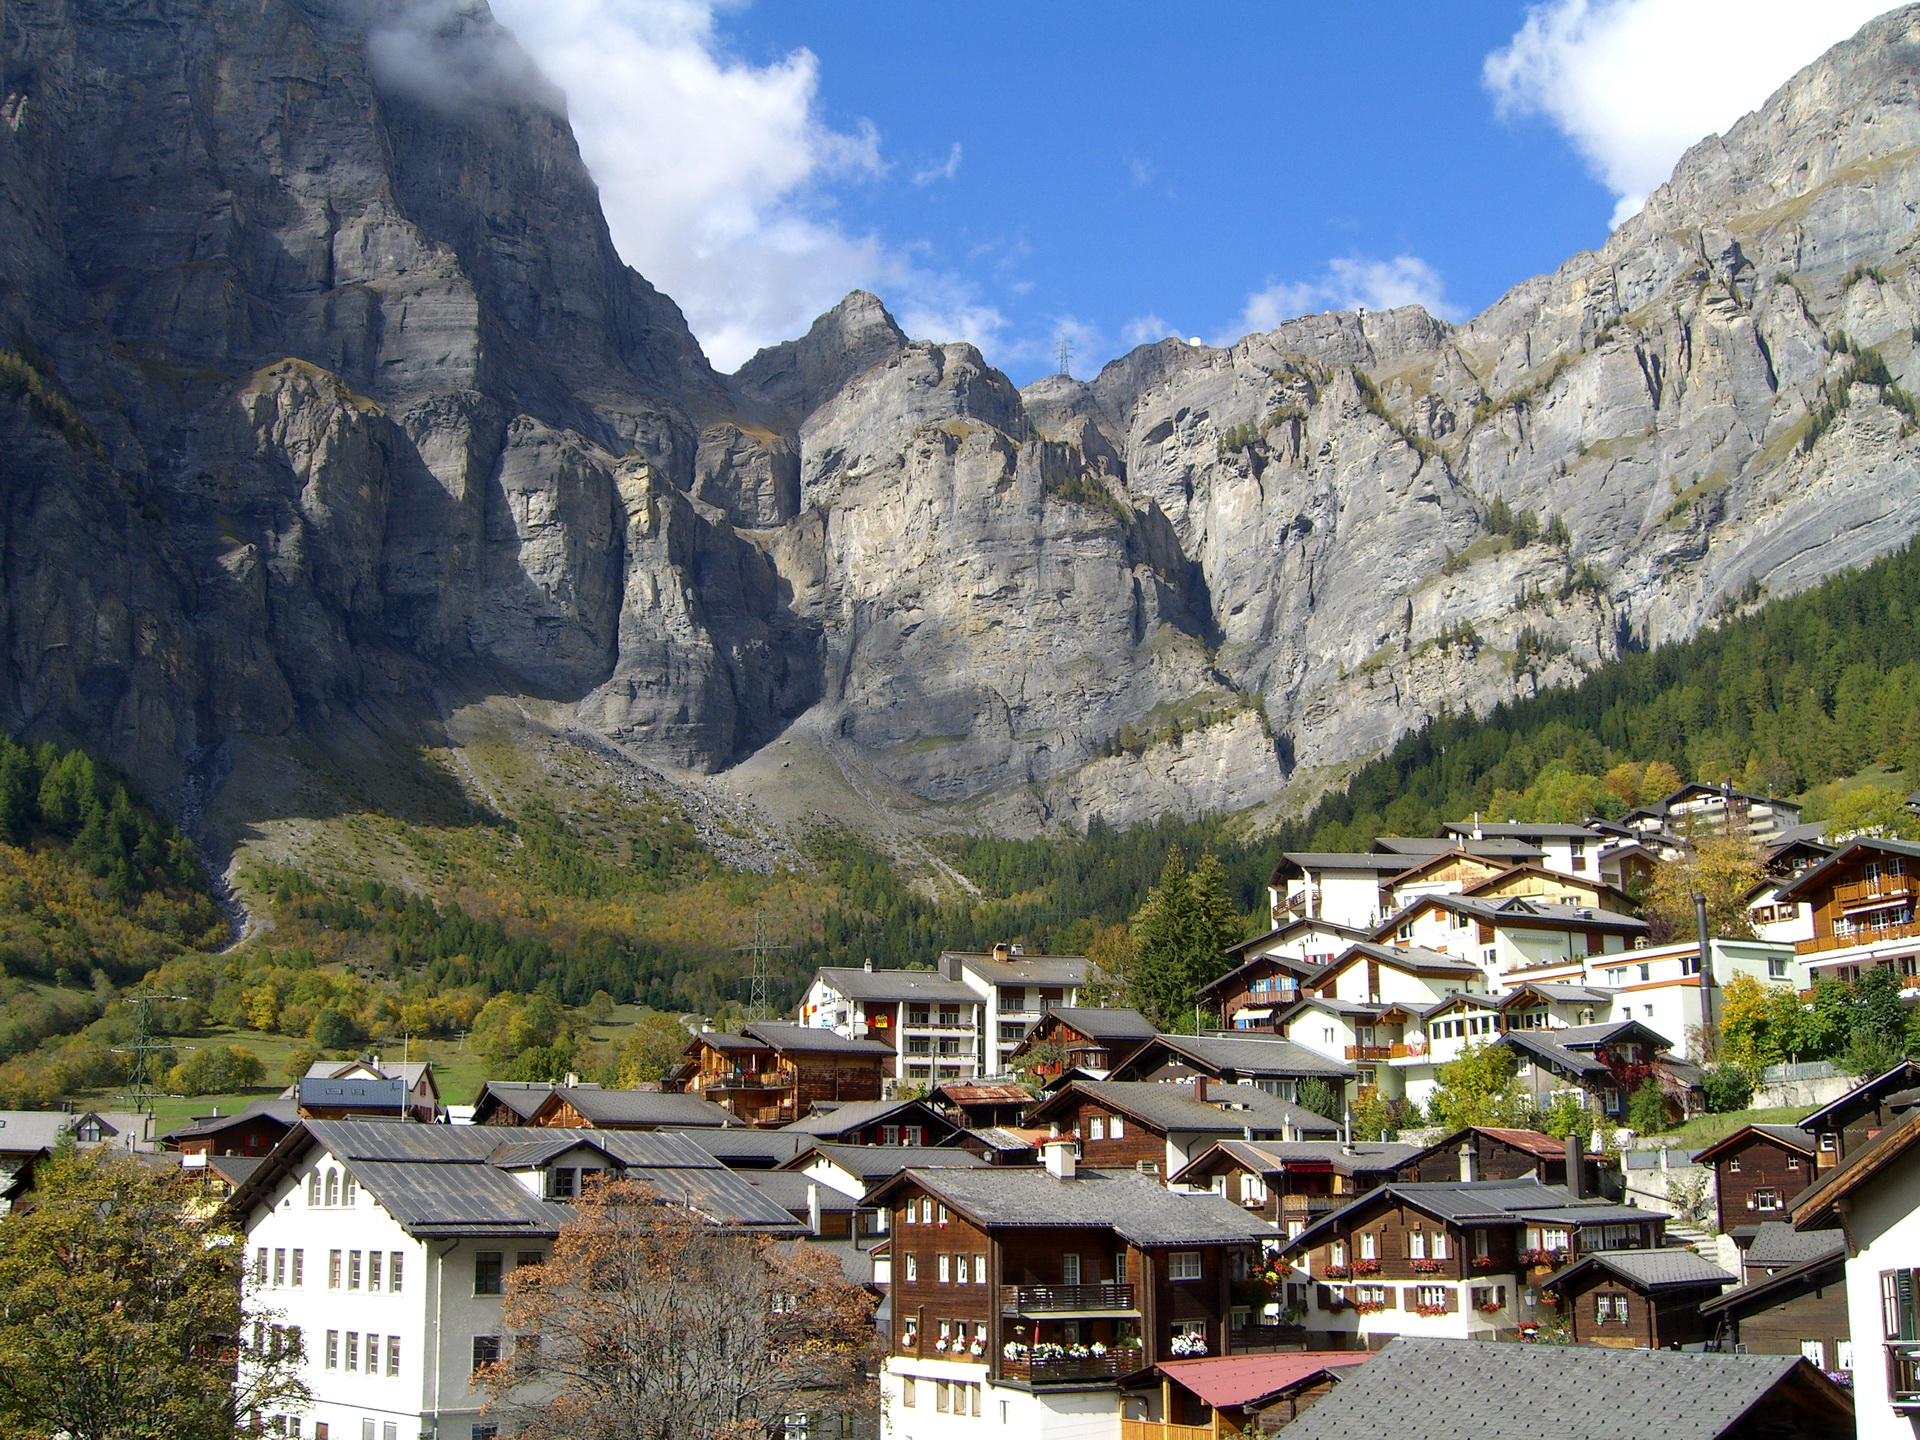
[[732, 910, 792, 1023]]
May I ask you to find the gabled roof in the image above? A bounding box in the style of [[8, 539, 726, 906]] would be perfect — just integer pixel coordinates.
[[1698, 1246, 1847, 1319], [1395, 892, 1649, 934], [1027, 1080, 1341, 1138], [1169, 1139, 1424, 1187], [1441, 822, 1603, 841], [1777, 836, 1920, 902], [1224, 918, 1369, 959], [1795, 1058, 1920, 1132], [781, 1098, 948, 1136], [1156, 1352, 1372, 1408], [1496, 1020, 1674, 1079], [1282, 1177, 1654, 1256], [808, 966, 978, 1003], [1117, 1032, 1353, 1081], [1268, 852, 1426, 886], [782, 1141, 987, 1185], [1319, 940, 1486, 982], [866, 1165, 1276, 1247], [161, 1099, 300, 1143], [1028, 1006, 1160, 1044], [469, 1081, 562, 1124], [1279, 1337, 1850, 1440], [941, 951, 1087, 986], [1199, 951, 1328, 1004], [1791, 1105, 1920, 1230], [1498, 982, 1617, 1009], [743, 1021, 897, 1055], [1461, 864, 1635, 909], [1372, 837, 1543, 860], [741, 1170, 858, 1216], [535, 1086, 738, 1128], [658, 1128, 808, 1168], [1400, 1126, 1571, 1168], [937, 1083, 1034, 1106], [1541, 1247, 1734, 1292], [1692, 1124, 1817, 1164], [1739, 1220, 1845, 1270]]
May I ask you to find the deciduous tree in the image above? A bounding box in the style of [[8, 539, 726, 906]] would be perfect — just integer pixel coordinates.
[[480, 1179, 876, 1440], [1428, 1043, 1538, 1130], [0, 1147, 306, 1439], [615, 1012, 694, 1087], [1644, 835, 1764, 942]]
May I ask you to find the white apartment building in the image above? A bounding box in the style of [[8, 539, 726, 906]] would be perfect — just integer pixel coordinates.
[[935, 945, 1087, 1078], [229, 1121, 799, 1440], [1384, 894, 1648, 973], [798, 963, 986, 1087]]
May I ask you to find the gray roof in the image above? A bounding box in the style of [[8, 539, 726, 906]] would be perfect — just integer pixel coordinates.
[[1140, 1033, 1353, 1080], [1742, 1220, 1846, 1269], [964, 1127, 1037, 1152], [788, 1142, 988, 1184], [162, 1099, 300, 1142], [0, 1110, 149, 1154], [1285, 1177, 1661, 1253], [810, 966, 979, 1003], [227, 1120, 796, 1237], [743, 1022, 896, 1056], [1175, 1139, 1423, 1184], [781, 1099, 943, 1135], [1338, 941, 1485, 976], [550, 1087, 739, 1128], [1040, 1081, 1340, 1137], [1499, 1021, 1675, 1078], [1441, 822, 1603, 840], [1543, 1247, 1734, 1291], [882, 1164, 1278, 1247], [1278, 852, 1425, 872], [945, 951, 1088, 986], [1040, 1006, 1160, 1042], [1281, 1337, 1836, 1440], [1373, 836, 1544, 859], [660, 1128, 809, 1168], [472, 1081, 561, 1122], [743, 1170, 858, 1215], [206, 1154, 267, 1186], [1417, 894, 1649, 932], [1505, 983, 1617, 1005]]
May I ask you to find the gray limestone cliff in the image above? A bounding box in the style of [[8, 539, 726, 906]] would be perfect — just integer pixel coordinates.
[[5, 0, 1920, 841]]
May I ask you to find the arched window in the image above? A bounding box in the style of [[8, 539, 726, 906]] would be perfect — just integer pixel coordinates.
[[325, 1169, 339, 1207], [308, 1172, 321, 1206], [342, 1173, 357, 1206]]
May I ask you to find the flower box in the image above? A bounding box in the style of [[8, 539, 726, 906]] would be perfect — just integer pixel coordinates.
[[1412, 1302, 1448, 1317], [1350, 1259, 1381, 1275], [1410, 1258, 1447, 1274], [1475, 1301, 1504, 1314], [1323, 1264, 1351, 1279], [1169, 1334, 1209, 1358], [1520, 1249, 1566, 1267], [1470, 1255, 1501, 1270], [1351, 1301, 1387, 1314]]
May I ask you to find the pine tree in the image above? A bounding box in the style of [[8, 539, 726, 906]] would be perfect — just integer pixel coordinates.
[[1124, 849, 1243, 1032]]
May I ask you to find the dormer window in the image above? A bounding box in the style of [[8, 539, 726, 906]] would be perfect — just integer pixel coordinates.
[[548, 1168, 577, 1200], [75, 1118, 103, 1143]]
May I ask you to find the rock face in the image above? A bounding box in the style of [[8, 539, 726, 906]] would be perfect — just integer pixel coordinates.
[[5, 0, 1920, 837]]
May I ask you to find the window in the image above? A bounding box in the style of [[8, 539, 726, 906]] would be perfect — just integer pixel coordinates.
[[955, 1254, 969, 1283], [1728, 1157, 1741, 1173], [475, 1252, 504, 1296], [472, 1335, 500, 1372], [1355, 1286, 1388, 1308], [1753, 1188, 1779, 1211], [472, 1429, 498, 1440], [1885, 1270, 1919, 1341], [901, 1377, 916, 1409], [1239, 1173, 1266, 1206], [1820, 1133, 1838, 1153], [1769, 956, 1790, 979], [325, 1169, 339, 1206], [342, 1174, 356, 1205], [1062, 1253, 1082, 1285], [326, 1331, 339, 1369], [1002, 987, 1025, 1010], [386, 1335, 400, 1377], [1088, 1117, 1105, 1141], [1409, 1231, 1426, 1259], [517, 1251, 543, 1271], [1172, 1320, 1206, 1340], [328, 1251, 342, 1289], [1359, 1233, 1377, 1261], [548, 1168, 576, 1200], [1431, 1233, 1449, 1260], [1169, 1251, 1203, 1281], [975, 1253, 988, 1284], [904, 1254, 917, 1282], [1114, 1252, 1128, 1283], [882, 1126, 899, 1146], [1330, 1241, 1347, 1268], [938, 1204, 948, 1225], [345, 1332, 359, 1371], [938, 1254, 951, 1283], [291, 1250, 303, 1287], [382, 1427, 396, 1440], [389, 1252, 403, 1293], [368, 1251, 382, 1291], [1596, 1294, 1629, 1324], [936, 1380, 950, 1414], [308, 1172, 321, 1205], [1800, 1340, 1826, 1369], [1681, 955, 1701, 976], [1111, 1115, 1125, 1139], [1418, 1286, 1449, 1312], [348, 1251, 362, 1291], [272, 1248, 286, 1285], [255, 1248, 268, 1285], [1472, 1230, 1491, 1262]]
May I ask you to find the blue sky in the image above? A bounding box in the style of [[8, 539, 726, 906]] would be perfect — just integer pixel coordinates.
[[487, 1, 1898, 383]]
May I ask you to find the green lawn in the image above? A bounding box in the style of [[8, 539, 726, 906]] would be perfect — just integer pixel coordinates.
[[1662, 1104, 1819, 1151]]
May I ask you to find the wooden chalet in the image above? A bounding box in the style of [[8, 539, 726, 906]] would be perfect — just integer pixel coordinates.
[[160, 1099, 297, 1158], [1699, 1247, 1850, 1370], [1169, 1139, 1424, 1234], [1006, 1006, 1158, 1079], [1133, 1351, 1372, 1432], [1457, 863, 1638, 913], [525, 1083, 736, 1130], [781, 1097, 959, 1146], [1774, 837, 1920, 984], [1694, 1124, 1820, 1233], [1026, 1079, 1338, 1179], [1396, 1126, 1610, 1196], [1796, 1058, 1920, 1169], [1106, 1032, 1352, 1095], [1493, 1019, 1697, 1123], [935, 1082, 1035, 1129], [676, 1021, 894, 1127], [1542, 1248, 1732, 1348]]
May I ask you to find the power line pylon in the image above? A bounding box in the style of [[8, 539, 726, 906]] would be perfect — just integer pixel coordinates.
[[732, 910, 792, 1023], [111, 994, 191, 1119], [1057, 335, 1074, 378]]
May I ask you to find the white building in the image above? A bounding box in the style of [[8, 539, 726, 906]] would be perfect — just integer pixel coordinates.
[[936, 945, 1087, 1078], [1792, 1102, 1920, 1439], [228, 1120, 799, 1440], [797, 963, 986, 1087]]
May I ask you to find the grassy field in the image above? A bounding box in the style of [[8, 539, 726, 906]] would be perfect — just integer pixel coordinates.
[[1662, 1104, 1819, 1151]]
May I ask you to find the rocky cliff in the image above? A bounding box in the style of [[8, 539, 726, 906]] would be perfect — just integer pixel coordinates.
[[4, 0, 1920, 852]]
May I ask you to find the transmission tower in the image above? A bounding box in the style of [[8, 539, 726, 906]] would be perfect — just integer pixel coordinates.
[[732, 910, 792, 1023], [1056, 335, 1074, 378], [111, 994, 191, 1118]]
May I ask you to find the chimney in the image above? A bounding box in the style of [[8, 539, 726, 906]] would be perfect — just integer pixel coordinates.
[[1458, 1139, 1479, 1184], [807, 1181, 823, 1236], [564, 1072, 579, 1088], [864, 958, 873, 972], [1193, 1076, 1209, 1104], [1472, 812, 1483, 841], [1565, 1134, 1586, 1201], [992, 942, 1012, 962], [1043, 1139, 1078, 1180]]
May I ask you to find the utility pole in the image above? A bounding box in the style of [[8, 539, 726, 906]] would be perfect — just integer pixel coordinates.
[[111, 994, 191, 1120], [733, 910, 792, 1024], [1057, 335, 1074, 379]]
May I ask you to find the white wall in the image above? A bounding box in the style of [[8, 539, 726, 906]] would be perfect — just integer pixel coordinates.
[[883, 1359, 1120, 1440], [1844, 1155, 1920, 1440]]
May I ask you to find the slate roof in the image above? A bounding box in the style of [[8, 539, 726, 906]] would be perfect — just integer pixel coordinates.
[[1372, 838, 1544, 860], [471, 1081, 562, 1123], [1401, 1127, 1569, 1168], [810, 966, 979, 1003], [937, 1083, 1034, 1105], [1699, 1249, 1849, 1320], [659, 1128, 808, 1168], [743, 1170, 858, 1215], [1332, 941, 1485, 977], [1135, 1032, 1353, 1080], [225, 1120, 798, 1237], [1441, 822, 1602, 840], [1499, 1020, 1676, 1078], [1035, 1006, 1160, 1042], [545, 1087, 739, 1128], [206, 1154, 267, 1187], [743, 1022, 896, 1056], [785, 1142, 988, 1184], [1412, 894, 1650, 932], [162, 1099, 301, 1144], [1542, 1247, 1734, 1291], [1170, 1139, 1423, 1187], [1502, 983, 1617, 1006], [1031, 1080, 1340, 1137], [1741, 1221, 1846, 1269], [873, 1165, 1278, 1247], [0, 1111, 96, 1154], [962, 1127, 1038, 1153], [1156, 1351, 1372, 1408], [945, 951, 1088, 986], [1280, 1337, 1845, 1440], [1284, 1177, 1658, 1254], [1693, 1124, 1816, 1163], [781, 1099, 944, 1135]]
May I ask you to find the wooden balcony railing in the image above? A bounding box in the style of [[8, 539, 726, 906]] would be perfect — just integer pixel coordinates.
[[1836, 874, 1917, 908], [1280, 1194, 1338, 1215], [1345, 1045, 1393, 1061], [1123, 1421, 1213, 1440], [1000, 1283, 1136, 1315], [1001, 1344, 1144, 1384], [1890, 1344, 1920, 1409], [1798, 918, 1920, 955]]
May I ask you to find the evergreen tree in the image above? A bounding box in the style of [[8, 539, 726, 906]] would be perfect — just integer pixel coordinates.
[[1125, 849, 1243, 1032]]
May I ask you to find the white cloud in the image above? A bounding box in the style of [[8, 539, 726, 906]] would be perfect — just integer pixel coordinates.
[[1122, 314, 1171, 348], [1224, 255, 1457, 341], [913, 143, 964, 186], [486, 0, 890, 370], [1485, 0, 1897, 227]]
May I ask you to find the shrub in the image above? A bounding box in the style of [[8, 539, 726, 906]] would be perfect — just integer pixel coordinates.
[[1626, 1080, 1669, 1134], [166, 1044, 265, 1096], [1700, 1063, 1754, 1114]]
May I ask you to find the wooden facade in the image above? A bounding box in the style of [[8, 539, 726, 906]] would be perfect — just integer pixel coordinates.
[[1700, 1256, 1850, 1368], [1554, 1268, 1721, 1350], [1695, 1127, 1817, 1232], [681, 1034, 887, 1127], [1042, 1091, 1168, 1171], [1398, 1128, 1578, 1187], [165, 1113, 292, 1158]]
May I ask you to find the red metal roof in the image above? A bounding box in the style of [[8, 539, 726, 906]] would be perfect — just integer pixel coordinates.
[[938, 1083, 1032, 1104], [1156, 1351, 1373, 1408], [1473, 1127, 1567, 1160]]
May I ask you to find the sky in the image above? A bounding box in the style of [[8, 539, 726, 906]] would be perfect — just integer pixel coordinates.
[[483, 0, 1902, 383]]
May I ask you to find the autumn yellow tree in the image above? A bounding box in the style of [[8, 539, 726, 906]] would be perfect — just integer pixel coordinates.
[[480, 1180, 877, 1440], [1643, 835, 1764, 942]]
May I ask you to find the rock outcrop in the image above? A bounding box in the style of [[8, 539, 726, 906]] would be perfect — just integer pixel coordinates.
[[5, 0, 1920, 840]]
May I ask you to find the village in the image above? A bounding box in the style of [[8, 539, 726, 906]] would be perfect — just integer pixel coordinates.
[[4, 780, 1914, 1440]]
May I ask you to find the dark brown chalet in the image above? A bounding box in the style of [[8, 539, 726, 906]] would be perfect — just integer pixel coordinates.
[[1280, 1177, 1669, 1348], [1694, 1124, 1819, 1233], [935, 1083, 1034, 1129], [1699, 1249, 1850, 1371], [1397, 1127, 1610, 1197], [864, 1145, 1274, 1399], [781, 1097, 959, 1147], [1026, 1079, 1339, 1179], [1198, 925, 1359, 1032], [1108, 1032, 1352, 1097], [526, 1084, 737, 1130], [159, 1100, 297, 1158], [1493, 1019, 1693, 1123], [676, 1022, 894, 1127], [1795, 1058, 1920, 1169], [1169, 1139, 1424, 1233], [1006, 1007, 1158, 1079], [1541, 1248, 1732, 1348]]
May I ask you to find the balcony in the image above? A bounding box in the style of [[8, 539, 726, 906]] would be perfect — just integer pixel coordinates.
[[1345, 1045, 1393, 1061], [1798, 918, 1920, 955], [1001, 1283, 1137, 1317], [1280, 1194, 1338, 1216], [1891, 1344, 1920, 1410], [1001, 1344, 1144, 1385], [706, 1073, 789, 1090], [1836, 873, 1916, 909], [1123, 1423, 1213, 1440]]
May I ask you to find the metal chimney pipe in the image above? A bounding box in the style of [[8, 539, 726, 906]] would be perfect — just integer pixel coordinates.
[[1564, 1133, 1585, 1201], [1694, 892, 1716, 1055]]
